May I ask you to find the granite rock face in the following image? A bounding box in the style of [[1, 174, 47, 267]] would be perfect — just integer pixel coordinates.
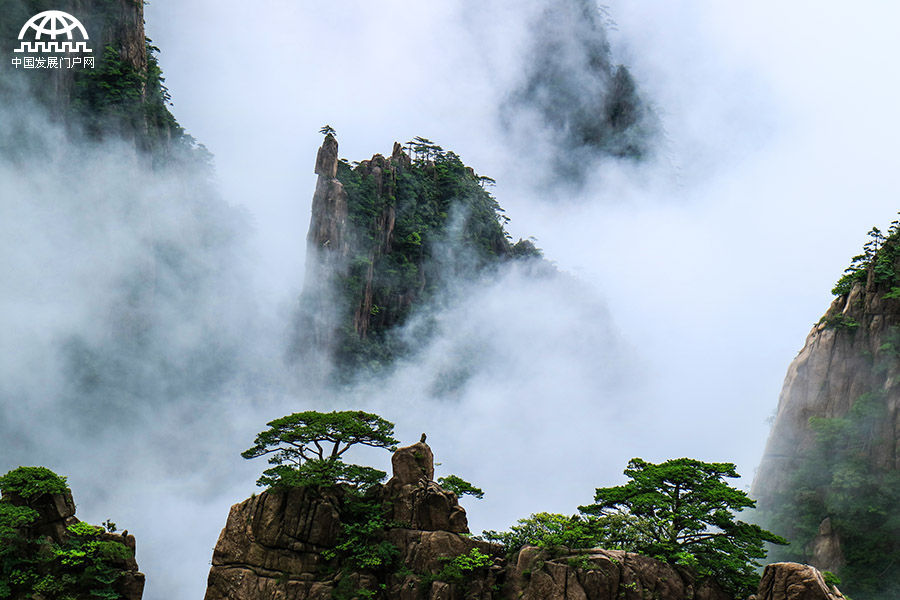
[[754, 280, 900, 498], [753, 256, 900, 584], [755, 563, 846, 600], [382, 441, 469, 534], [204, 441, 486, 600], [507, 547, 732, 600], [204, 486, 344, 600]]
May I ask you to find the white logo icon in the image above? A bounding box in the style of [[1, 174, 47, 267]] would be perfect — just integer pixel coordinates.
[[15, 10, 92, 54]]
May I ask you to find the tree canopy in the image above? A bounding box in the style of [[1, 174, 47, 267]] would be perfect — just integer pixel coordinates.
[[437, 474, 484, 500], [482, 512, 602, 555], [241, 410, 399, 491], [578, 457, 786, 596], [0, 466, 69, 500]]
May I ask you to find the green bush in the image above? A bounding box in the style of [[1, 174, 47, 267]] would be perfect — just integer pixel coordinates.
[[0, 468, 133, 600], [821, 314, 860, 331], [482, 512, 605, 556], [0, 466, 68, 500], [418, 548, 493, 590]]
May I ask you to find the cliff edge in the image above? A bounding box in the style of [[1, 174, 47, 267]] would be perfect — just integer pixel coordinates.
[[753, 227, 900, 597]]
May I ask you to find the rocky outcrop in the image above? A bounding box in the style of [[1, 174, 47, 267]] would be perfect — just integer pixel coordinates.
[[204, 441, 487, 600], [383, 442, 469, 534], [756, 563, 845, 600], [804, 518, 844, 574], [293, 135, 540, 374], [204, 486, 344, 600], [298, 135, 417, 356], [507, 547, 731, 600], [753, 240, 900, 592], [753, 280, 900, 496], [2, 486, 77, 542], [1, 481, 144, 600]]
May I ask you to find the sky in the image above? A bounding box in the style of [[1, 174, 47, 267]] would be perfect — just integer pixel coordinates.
[[4, 1, 900, 599]]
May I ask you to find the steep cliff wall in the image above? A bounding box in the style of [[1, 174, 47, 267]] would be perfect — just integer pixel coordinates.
[[1, 0, 197, 162], [294, 135, 541, 376], [753, 228, 900, 598]]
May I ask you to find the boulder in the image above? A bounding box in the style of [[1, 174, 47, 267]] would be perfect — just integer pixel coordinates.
[[314, 133, 339, 178], [383, 442, 468, 533], [391, 441, 435, 484], [806, 518, 845, 573], [384, 479, 469, 533], [204, 487, 344, 600], [756, 563, 845, 600]]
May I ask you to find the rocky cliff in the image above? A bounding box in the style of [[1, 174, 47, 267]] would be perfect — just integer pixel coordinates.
[[205, 442, 846, 600], [204, 440, 496, 600], [753, 227, 900, 598], [293, 135, 541, 377], [0, 467, 144, 599], [1, 0, 198, 162]]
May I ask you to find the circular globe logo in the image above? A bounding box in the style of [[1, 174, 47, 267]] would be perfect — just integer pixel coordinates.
[[18, 10, 89, 42]]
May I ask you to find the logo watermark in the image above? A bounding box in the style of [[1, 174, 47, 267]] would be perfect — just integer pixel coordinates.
[[11, 10, 94, 70]]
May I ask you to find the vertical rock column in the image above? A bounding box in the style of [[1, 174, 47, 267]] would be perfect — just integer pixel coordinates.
[[295, 133, 350, 356]]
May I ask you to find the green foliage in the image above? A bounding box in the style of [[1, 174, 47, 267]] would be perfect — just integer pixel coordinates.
[[510, 238, 543, 259], [324, 495, 399, 599], [482, 512, 605, 556], [578, 458, 786, 597], [326, 139, 542, 374], [566, 554, 593, 570], [882, 286, 900, 300], [0, 467, 69, 500], [437, 548, 493, 581], [833, 221, 900, 296], [762, 391, 900, 598], [70, 39, 208, 166], [823, 571, 842, 587], [242, 410, 398, 491], [320, 124, 337, 137], [418, 548, 493, 590], [324, 496, 398, 571], [437, 475, 484, 500], [821, 314, 860, 331], [0, 469, 133, 599], [73, 46, 144, 122]]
